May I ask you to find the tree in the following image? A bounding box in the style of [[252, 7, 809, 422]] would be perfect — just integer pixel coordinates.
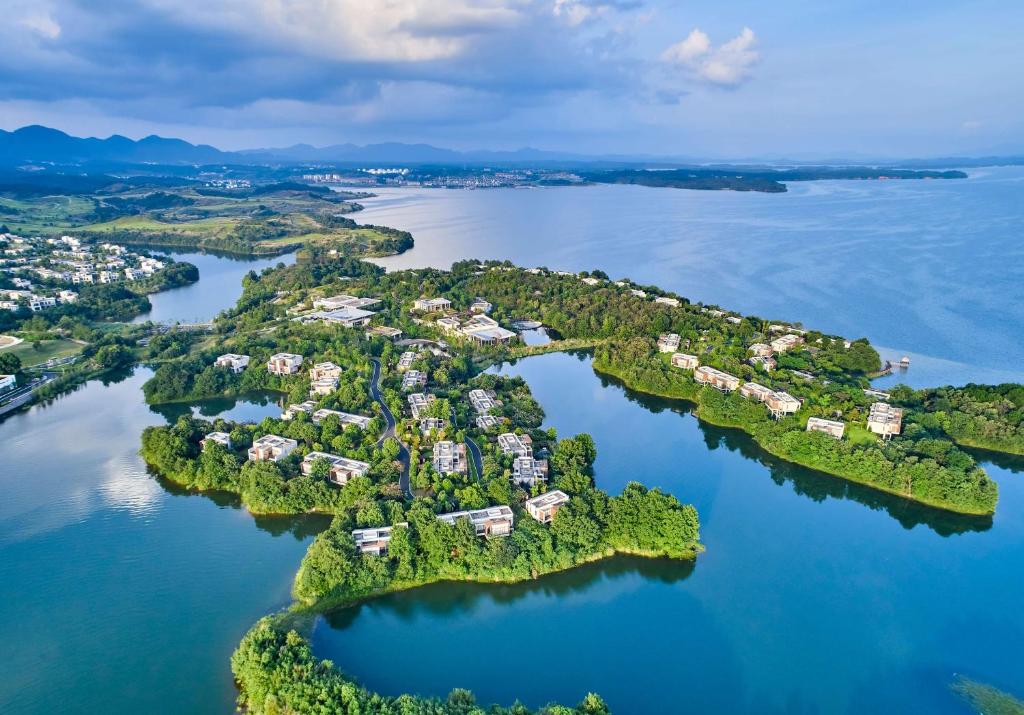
[[0, 352, 21, 374]]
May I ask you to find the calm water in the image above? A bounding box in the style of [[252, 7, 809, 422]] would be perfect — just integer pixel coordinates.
[[0, 252, 327, 714], [314, 351, 1024, 713], [360, 168, 1024, 387]]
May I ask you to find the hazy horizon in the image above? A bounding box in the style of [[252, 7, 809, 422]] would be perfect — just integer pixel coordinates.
[[2, 1, 1022, 159]]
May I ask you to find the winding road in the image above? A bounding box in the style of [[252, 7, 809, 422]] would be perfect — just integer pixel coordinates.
[[369, 357, 412, 496]]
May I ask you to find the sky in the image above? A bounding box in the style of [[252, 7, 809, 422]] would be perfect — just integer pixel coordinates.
[[1, 0, 1021, 158]]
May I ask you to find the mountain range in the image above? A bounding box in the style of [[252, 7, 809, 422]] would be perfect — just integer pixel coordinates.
[[0, 124, 1021, 169]]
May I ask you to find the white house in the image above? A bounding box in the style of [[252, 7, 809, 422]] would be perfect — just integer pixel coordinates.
[[215, 353, 250, 373], [301, 451, 371, 486], [412, 297, 452, 312], [437, 506, 513, 538], [248, 435, 298, 462], [267, 353, 304, 375], [432, 440, 467, 475], [806, 417, 845, 440], [525, 490, 570, 524], [657, 334, 681, 353]]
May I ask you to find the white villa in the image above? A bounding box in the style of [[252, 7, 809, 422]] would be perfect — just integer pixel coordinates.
[[281, 401, 316, 420], [310, 376, 339, 396], [248, 435, 298, 462], [313, 294, 380, 311], [765, 391, 802, 418], [432, 440, 468, 475], [407, 392, 437, 419], [470, 298, 493, 313], [309, 362, 342, 381], [352, 524, 407, 555], [654, 296, 680, 307], [402, 370, 427, 391], [671, 353, 699, 370], [694, 366, 740, 392], [771, 334, 805, 353], [867, 402, 903, 439], [525, 490, 570, 524], [497, 432, 532, 457], [806, 417, 846, 439], [200, 431, 232, 450], [412, 297, 452, 312], [214, 354, 250, 373], [468, 388, 499, 414], [267, 353, 304, 375], [512, 456, 548, 487], [657, 333, 681, 353], [397, 351, 417, 371], [476, 414, 501, 430], [459, 314, 517, 345], [301, 451, 371, 485], [437, 506, 514, 538]]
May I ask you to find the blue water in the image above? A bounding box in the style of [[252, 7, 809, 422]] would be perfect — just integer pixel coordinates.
[[314, 351, 1024, 714], [360, 168, 1024, 387]]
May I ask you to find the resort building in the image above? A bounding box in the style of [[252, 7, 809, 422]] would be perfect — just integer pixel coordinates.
[[248, 434, 298, 462], [402, 370, 427, 391], [215, 353, 250, 373], [654, 296, 680, 307], [309, 362, 342, 381], [437, 506, 514, 538], [806, 417, 846, 440], [365, 326, 403, 341], [281, 401, 316, 420], [419, 417, 447, 433], [432, 440, 468, 475], [407, 392, 436, 419], [459, 314, 517, 345], [765, 391, 802, 419], [301, 451, 371, 485], [412, 297, 452, 313], [694, 366, 740, 392], [397, 351, 417, 371], [469, 388, 499, 414], [671, 352, 699, 370], [312, 408, 372, 430], [436, 316, 462, 334], [739, 382, 775, 402], [497, 432, 533, 457], [867, 402, 903, 439], [476, 414, 501, 430], [512, 456, 548, 487], [470, 298, 493, 313], [864, 388, 891, 401], [749, 343, 773, 357], [525, 490, 570, 524], [310, 376, 339, 396], [771, 334, 805, 353], [657, 333, 681, 353], [352, 524, 407, 556], [267, 352, 304, 375], [749, 356, 777, 372], [0, 374, 15, 392], [316, 306, 376, 327], [630, 289, 647, 298], [313, 294, 380, 311], [200, 431, 232, 450]]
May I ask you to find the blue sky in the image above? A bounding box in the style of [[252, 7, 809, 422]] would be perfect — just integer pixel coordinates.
[[1, 0, 1020, 157]]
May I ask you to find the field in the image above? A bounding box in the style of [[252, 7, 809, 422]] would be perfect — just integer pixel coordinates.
[[2, 338, 84, 366]]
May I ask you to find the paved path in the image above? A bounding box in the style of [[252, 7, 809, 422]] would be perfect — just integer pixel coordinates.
[[369, 358, 411, 496], [465, 434, 484, 480]]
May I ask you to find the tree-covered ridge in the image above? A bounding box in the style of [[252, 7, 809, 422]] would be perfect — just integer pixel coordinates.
[[900, 383, 1024, 455], [232, 618, 613, 715]]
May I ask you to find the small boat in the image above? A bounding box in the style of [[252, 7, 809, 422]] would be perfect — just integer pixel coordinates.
[[899, 356, 911, 368]]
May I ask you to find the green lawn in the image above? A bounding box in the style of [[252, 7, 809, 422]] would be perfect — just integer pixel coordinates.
[[2, 338, 84, 366]]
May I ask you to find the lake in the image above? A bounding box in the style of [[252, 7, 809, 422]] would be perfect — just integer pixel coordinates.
[[3, 172, 1024, 713], [359, 168, 1024, 387], [313, 351, 1024, 714]]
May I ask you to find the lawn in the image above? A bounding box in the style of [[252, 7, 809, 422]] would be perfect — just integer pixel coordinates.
[[3, 338, 84, 367]]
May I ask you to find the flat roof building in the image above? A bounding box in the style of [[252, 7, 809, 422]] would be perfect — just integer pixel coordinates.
[[525, 490, 570, 524], [301, 451, 371, 486], [671, 353, 699, 370], [654, 296, 680, 307], [748, 343, 773, 357], [867, 402, 903, 439], [402, 370, 427, 391], [268, 353, 304, 375], [315, 306, 376, 327], [749, 355, 777, 372], [309, 362, 342, 381], [310, 376, 339, 396], [282, 401, 316, 420], [512, 456, 548, 487], [497, 432, 532, 457], [765, 391, 801, 419], [248, 434, 298, 462], [314, 294, 380, 311], [413, 297, 452, 312], [408, 392, 436, 419], [312, 408, 372, 430], [469, 388, 499, 414], [476, 414, 501, 430], [437, 505, 514, 538], [694, 365, 740, 392], [397, 351, 417, 371], [739, 382, 775, 402], [432, 440, 467, 475], [352, 524, 407, 555], [470, 298, 493, 313], [215, 353, 250, 373], [419, 417, 447, 433], [771, 334, 805, 353], [460, 314, 517, 344], [657, 333, 681, 353], [201, 431, 232, 450], [806, 417, 845, 440], [365, 325, 403, 340]]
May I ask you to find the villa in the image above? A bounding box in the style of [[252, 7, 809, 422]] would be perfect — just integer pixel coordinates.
[[657, 333, 681, 353], [459, 314, 517, 345], [407, 392, 436, 418], [309, 362, 342, 381], [749, 343, 773, 357], [437, 505, 514, 538], [694, 366, 740, 392], [248, 434, 298, 462], [806, 417, 846, 440], [469, 388, 499, 414], [765, 391, 802, 418], [419, 417, 447, 433], [313, 294, 381, 311], [200, 431, 232, 450], [476, 414, 501, 430], [365, 325, 403, 340], [402, 370, 427, 391], [867, 402, 903, 439], [512, 456, 548, 487], [654, 296, 680, 307], [0, 374, 15, 392], [216, 354, 251, 373], [397, 351, 417, 371], [312, 408, 372, 430], [281, 401, 316, 420], [740, 382, 775, 402], [412, 297, 452, 312], [301, 451, 371, 486], [671, 353, 699, 370], [436, 316, 462, 334], [749, 355, 777, 371], [470, 298, 493, 313], [864, 388, 891, 401], [352, 524, 407, 555], [432, 440, 468, 475], [310, 376, 339, 396], [315, 305, 376, 327], [771, 334, 805, 353], [525, 490, 570, 524], [267, 352, 304, 375], [497, 432, 532, 457]]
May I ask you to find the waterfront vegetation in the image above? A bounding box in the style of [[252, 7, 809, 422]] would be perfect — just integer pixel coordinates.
[[127, 251, 1024, 711], [951, 676, 1024, 715]]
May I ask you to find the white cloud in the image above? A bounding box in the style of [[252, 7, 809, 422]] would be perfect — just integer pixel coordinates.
[[661, 26, 759, 87], [19, 13, 61, 39]]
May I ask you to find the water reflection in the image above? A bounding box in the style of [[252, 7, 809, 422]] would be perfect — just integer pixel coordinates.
[[148, 390, 284, 423], [321, 554, 696, 630]]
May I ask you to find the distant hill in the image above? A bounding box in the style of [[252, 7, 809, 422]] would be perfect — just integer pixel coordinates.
[[0, 125, 228, 165]]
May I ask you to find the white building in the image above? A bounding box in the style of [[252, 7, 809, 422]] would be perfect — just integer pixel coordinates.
[[657, 334, 681, 353], [654, 296, 680, 307], [525, 490, 570, 524], [267, 353, 304, 375], [497, 432, 532, 457], [407, 392, 436, 419], [771, 334, 805, 353], [397, 351, 417, 371], [352, 524, 407, 555], [312, 408, 372, 430], [694, 366, 740, 392], [0, 374, 16, 393], [201, 432, 232, 450], [248, 435, 298, 462], [313, 294, 380, 311], [402, 370, 427, 391], [301, 451, 371, 486], [867, 402, 903, 439], [437, 506, 513, 538], [806, 417, 845, 440], [470, 298, 493, 313], [215, 353, 250, 373], [432, 440, 467, 475], [412, 297, 452, 312], [671, 353, 699, 370], [512, 456, 548, 487], [309, 362, 342, 381], [469, 389, 498, 414]]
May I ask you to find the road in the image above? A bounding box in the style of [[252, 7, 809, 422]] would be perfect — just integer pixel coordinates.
[[465, 434, 484, 480], [369, 358, 411, 496]]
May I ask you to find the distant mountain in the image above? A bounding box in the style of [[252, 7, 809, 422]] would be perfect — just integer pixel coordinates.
[[0, 125, 228, 165]]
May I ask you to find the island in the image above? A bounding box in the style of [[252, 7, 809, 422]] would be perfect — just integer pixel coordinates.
[[131, 251, 1024, 711]]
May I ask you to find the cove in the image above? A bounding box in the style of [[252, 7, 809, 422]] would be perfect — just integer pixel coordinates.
[[312, 351, 1024, 714], [0, 251, 327, 715]]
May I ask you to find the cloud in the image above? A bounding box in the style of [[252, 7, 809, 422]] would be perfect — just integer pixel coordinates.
[[19, 13, 62, 39], [662, 27, 759, 87], [961, 119, 982, 132]]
